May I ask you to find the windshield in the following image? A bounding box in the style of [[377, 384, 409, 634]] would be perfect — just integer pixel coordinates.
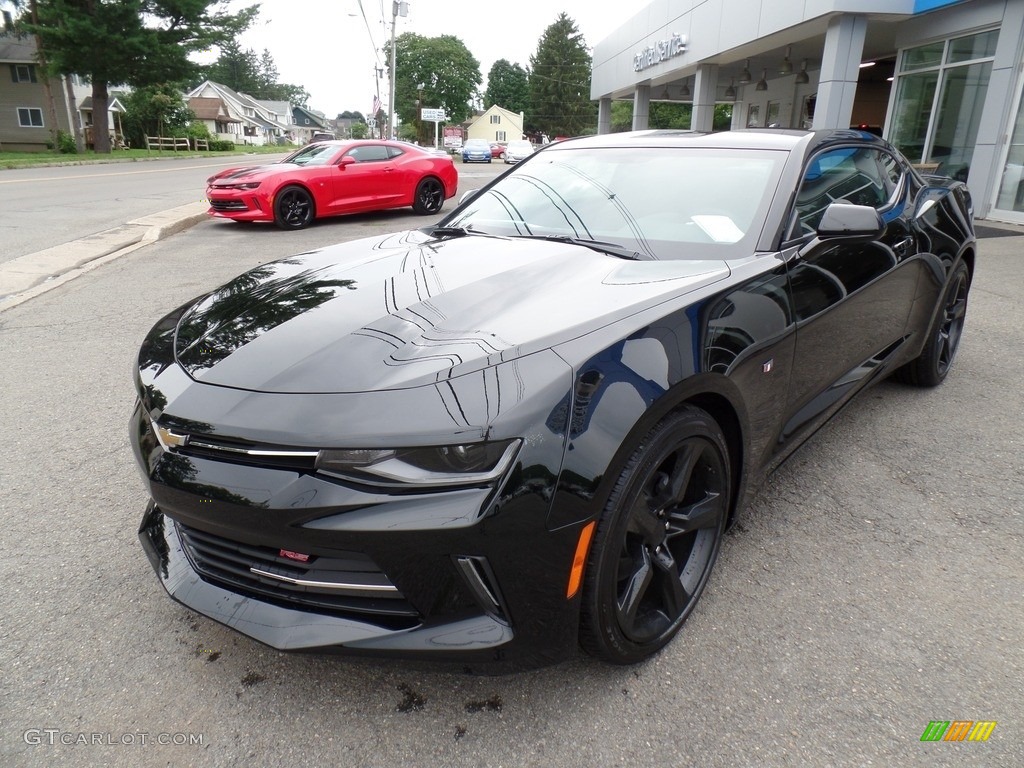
[[282, 143, 341, 166], [442, 146, 787, 259]]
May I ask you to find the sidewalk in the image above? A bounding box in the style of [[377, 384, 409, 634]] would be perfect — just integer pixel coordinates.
[[0, 201, 209, 312]]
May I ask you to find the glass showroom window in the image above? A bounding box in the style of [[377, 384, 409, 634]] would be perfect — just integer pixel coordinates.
[[887, 29, 997, 181]]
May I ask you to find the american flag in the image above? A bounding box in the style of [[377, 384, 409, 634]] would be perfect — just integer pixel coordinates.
[[372, 95, 382, 117]]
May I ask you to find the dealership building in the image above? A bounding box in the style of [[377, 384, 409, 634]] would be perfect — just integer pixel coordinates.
[[591, 0, 1024, 222]]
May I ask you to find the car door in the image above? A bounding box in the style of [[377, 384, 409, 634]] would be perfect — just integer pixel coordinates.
[[779, 145, 921, 446], [332, 144, 397, 212]]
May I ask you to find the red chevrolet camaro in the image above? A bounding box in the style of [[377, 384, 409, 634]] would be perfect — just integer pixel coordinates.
[[205, 140, 459, 230]]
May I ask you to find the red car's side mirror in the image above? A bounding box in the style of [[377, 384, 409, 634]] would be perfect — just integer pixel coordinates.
[[338, 156, 356, 167]]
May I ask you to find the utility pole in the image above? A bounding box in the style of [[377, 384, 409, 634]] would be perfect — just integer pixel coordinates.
[[388, 1, 408, 141]]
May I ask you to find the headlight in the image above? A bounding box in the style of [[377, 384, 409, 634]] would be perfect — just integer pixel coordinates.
[[218, 182, 261, 190], [315, 439, 521, 488]]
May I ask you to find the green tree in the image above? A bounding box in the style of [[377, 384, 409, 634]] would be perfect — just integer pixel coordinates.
[[202, 39, 261, 95], [528, 13, 595, 137], [350, 121, 368, 139], [25, 0, 257, 153], [483, 58, 529, 114], [389, 32, 481, 142], [120, 82, 193, 147]]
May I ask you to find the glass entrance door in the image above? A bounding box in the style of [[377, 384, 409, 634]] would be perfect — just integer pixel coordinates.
[[991, 76, 1024, 222]]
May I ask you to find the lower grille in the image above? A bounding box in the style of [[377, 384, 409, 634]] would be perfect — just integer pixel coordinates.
[[176, 522, 419, 626], [209, 199, 248, 212]]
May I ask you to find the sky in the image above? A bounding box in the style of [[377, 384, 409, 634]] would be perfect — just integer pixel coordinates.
[[227, 0, 627, 118]]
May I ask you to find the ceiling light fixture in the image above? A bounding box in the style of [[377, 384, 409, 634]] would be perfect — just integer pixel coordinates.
[[779, 45, 793, 75], [756, 69, 768, 91], [724, 78, 736, 100], [661, 86, 672, 100], [680, 78, 691, 99], [739, 59, 752, 84], [859, 61, 876, 68], [795, 59, 810, 84]]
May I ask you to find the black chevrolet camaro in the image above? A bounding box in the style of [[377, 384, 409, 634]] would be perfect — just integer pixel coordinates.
[[132, 129, 974, 669]]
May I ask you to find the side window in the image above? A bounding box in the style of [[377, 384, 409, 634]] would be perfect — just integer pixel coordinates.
[[794, 147, 891, 233], [876, 151, 904, 198], [347, 145, 390, 162], [386, 146, 405, 159]]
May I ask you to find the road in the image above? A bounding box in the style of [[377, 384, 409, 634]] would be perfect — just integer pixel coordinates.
[[0, 153, 288, 263], [0, 184, 1021, 767]]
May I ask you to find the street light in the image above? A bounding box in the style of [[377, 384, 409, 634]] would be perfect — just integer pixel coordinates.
[[388, 1, 409, 141]]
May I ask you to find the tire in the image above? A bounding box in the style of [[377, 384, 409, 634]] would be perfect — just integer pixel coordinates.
[[273, 185, 315, 230], [579, 406, 731, 664], [894, 261, 970, 387], [412, 177, 445, 215]]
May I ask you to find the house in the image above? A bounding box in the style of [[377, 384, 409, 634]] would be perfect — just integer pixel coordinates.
[[0, 32, 73, 151], [291, 104, 331, 143], [466, 105, 524, 144], [78, 91, 128, 148], [188, 96, 241, 139], [255, 99, 293, 142], [187, 80, 291, 146]]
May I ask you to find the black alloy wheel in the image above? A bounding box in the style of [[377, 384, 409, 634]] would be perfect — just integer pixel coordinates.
[[895, 261, 970, 387], [412, 177, 444, 215], [580, 406, 731, 664], [274, 185, 315, 230]]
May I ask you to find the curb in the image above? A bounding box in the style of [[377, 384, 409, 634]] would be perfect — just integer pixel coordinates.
[[0, 202, 209, 313]]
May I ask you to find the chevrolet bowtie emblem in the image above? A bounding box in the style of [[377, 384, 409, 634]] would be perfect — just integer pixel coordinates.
[[155, 424, 189, 450]]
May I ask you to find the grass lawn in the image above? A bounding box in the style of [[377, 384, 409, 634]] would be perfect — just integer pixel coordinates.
[[0, 144, 289, 170]]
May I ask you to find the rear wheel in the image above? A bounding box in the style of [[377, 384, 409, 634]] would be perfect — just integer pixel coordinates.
[[580, 406, 731, 664], [412, 177, 445, 215], [274, 185, 315, 230], [895, 261, 970, 387]]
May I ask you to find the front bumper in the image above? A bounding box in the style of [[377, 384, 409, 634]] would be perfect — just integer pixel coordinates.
[[206, 187, 273, 222], [139, 503, 520, 660]]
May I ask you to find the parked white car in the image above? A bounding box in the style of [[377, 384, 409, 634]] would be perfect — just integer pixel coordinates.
[[504, 140, 535, 164]]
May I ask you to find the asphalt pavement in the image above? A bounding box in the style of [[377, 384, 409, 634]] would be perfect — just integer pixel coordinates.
[[0, 179, 1021, 767]]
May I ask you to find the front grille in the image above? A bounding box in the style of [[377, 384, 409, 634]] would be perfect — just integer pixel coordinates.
[[209, 199, 248, 212], [176, 433, 318, 472], [176, 522, 419, 626]]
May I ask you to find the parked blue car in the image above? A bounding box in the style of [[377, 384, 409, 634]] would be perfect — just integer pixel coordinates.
[[461, 138, 492, 163]]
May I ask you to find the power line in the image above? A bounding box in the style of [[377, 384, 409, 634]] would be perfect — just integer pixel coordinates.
[[356, 0, 383, 66]]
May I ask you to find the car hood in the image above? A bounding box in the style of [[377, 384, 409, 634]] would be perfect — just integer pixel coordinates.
[[208, 163, 298, 183], [173, 231, 730, 393]]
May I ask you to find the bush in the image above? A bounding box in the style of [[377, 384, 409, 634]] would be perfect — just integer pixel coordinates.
[[57, 130, 78, 154], [209, 139, 235, 151]]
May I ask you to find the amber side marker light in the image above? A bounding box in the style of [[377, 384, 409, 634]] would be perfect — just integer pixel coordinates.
[[566, 521, 596, 599]]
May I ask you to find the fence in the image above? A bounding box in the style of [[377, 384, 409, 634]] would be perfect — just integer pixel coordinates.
[[145, 136, 210, 152]]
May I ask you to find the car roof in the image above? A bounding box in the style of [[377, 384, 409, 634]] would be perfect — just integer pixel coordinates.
[[549, 128, 889, 154]]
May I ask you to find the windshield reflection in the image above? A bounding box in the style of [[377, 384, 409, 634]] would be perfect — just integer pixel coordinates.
[[444, 147, 785, 260]]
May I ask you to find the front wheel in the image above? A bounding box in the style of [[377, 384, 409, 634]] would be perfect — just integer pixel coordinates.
[[580, 406, 731, 664], [894, 261, 970, 387], [412, 177, 445, 215], [273, 185, 315, 230]]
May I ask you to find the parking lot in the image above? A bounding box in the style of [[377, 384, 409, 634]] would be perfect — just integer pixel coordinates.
[[0, 179, 1021, 766]]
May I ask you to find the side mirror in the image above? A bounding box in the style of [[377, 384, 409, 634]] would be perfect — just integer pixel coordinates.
[[338, 155, 356, 167], [816, 202, 884, 240]]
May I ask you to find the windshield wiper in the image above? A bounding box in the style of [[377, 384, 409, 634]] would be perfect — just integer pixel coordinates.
[[514, 235, 643, 261]]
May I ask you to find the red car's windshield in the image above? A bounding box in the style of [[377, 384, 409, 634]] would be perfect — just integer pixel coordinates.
[[282, 144, 340, 167]]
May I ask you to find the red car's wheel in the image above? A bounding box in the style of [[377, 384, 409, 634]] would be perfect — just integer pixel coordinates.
[[412, 177, 445, 215], [274, 185, 315, 230]]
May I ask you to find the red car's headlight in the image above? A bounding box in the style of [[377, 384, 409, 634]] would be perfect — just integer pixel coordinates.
[[214, 182, 261, 190]]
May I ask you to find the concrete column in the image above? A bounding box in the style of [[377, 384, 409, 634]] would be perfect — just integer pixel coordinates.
[[632, 84, 651, 131], [597, 97, 612, 135], [691, 64, 719, 132], [812, 14, 867, 130]]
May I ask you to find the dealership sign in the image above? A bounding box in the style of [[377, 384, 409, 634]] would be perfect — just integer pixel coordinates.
[[633, 33, 687, 72]]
